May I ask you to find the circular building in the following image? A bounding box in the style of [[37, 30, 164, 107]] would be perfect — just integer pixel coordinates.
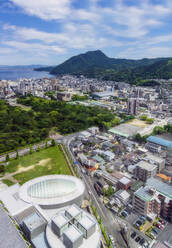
[[19, 175, 85, 209]]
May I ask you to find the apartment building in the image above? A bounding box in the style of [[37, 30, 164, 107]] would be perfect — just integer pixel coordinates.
[[135, 161, 157, 182], [133, 178, 172, 222]]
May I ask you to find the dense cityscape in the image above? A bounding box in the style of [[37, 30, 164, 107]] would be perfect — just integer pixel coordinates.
[[0, 71, 172, 248], [0, 0, 172, 247]]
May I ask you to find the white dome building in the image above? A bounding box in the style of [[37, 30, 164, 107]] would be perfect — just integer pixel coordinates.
[[19, 175, 85, 209]]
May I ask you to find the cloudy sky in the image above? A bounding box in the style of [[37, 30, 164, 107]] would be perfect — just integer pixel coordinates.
[[0, 0, 172, 65]]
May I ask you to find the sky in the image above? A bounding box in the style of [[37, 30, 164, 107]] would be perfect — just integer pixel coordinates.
[[0, 0, 172, 65]]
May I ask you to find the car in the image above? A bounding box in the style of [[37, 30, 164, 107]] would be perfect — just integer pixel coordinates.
[[140, 216, 146, 222], [135, 220, 142, 227], [159, 219, 166, 225], [135, 236, 141, 242], [88, 191, 92, 195], [131, 232, 136, 239], [153, 228, 159, 235], [121, 211, 128, 217], [139, 238, 145, 245], [156, 224, 163, 230]]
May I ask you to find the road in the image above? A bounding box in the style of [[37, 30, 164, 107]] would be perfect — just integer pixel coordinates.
[[63, 135, 128, 248]]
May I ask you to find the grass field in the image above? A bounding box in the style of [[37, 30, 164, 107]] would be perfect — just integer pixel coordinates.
[[2, 179, 15, 186], [127, 118, 149, 128], [5, 146, 72, 185]]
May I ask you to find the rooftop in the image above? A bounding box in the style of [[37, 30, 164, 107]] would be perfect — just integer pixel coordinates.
[[65, 204, 81, 218], [147, 136, 172, 148], [0, 206, 28, 248], [134, 186, 154, 202], [119, 177, 131, 185], [23, 212, 46, 231], [63, 225, 83, 242], [137, 160, 157, 171], [147, 178, 172, 200], [78, 215, 95, 230], [53, 214, 68, 228], [146, 153, 164, 163]]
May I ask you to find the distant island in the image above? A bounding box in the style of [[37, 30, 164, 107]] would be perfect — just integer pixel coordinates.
[[35, 50, 172, 84]]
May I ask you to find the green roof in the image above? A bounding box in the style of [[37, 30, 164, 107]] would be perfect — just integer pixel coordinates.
[[109, 128, 129, 138], [135, 187, 154, 202]]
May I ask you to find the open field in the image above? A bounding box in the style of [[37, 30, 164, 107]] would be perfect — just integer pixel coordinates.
[[127, 119, 149, 128], [4, 146, 72, 185]]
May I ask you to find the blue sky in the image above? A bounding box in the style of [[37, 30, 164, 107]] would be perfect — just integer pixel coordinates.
[[0, 0, 172, 65]]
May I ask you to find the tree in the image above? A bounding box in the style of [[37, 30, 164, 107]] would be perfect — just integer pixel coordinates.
[[51, 139, 56, 146], [140, 114, 148, 121], [30, 145, 33, 154], [0, 164, 5, 173], [36, 145, 40, 152], [6, 154, 9, 162], [15, 150, 19, 159], [146, 118, 154, 124]]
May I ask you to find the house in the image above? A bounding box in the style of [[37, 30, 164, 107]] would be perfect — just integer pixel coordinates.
[[118, 177, 132, 190], [112, 189, 130, 205], [104, 151, 115, 161], [88, 127, 99, 135]]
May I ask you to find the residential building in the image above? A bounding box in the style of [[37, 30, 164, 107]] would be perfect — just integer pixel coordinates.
[[146, 136, 172, 152], [118, 177, 132, 190], [135, 161, 157, 182], [143, 153, 165, 173], [133, 178, 172, 222]]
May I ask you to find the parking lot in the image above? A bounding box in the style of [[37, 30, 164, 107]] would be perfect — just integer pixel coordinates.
[[157, 222, 172, 246]]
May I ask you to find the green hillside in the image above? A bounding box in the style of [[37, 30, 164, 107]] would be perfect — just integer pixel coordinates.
[[36, 50, 172, 83]]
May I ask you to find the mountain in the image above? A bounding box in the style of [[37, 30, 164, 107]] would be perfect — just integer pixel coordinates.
[[36, 50, 172, 84]]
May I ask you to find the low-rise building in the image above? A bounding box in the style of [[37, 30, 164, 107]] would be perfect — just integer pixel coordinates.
[[143, 153, 165, 173], [118, 177, 132, 190]]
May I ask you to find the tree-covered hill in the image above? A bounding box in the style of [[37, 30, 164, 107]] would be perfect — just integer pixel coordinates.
[[36, 50, 172, 83]]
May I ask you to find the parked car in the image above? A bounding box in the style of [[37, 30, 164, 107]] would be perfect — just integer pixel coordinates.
[[159, 219, 166, 225], [131, 232, 136, 239], [156, 224, 163, 230], [135, 236, 141, 242], [153, 228, 159, 235], [140, 216, 146, 222], [139, 238, 145, 245], [121, 211, 128, 217]]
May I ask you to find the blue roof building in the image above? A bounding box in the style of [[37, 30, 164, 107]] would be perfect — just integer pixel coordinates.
[[147, 136, 172, 149]]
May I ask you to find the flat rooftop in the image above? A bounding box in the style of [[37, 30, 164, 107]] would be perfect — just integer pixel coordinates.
[[0, 205, 28, 248], [63, 225, 83, 242], [119, 177, 131, 185], [65, 204, 81, 218], [53, 214, 68, 228], [78, 215, 95, 230], [147, 178, 172, 200], [109, 123, 141, 137], [134, 186, 154, 202], [137, 160, 157, 171], [23, 212, 46, 231]]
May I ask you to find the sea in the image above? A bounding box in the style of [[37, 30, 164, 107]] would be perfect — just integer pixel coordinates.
[[0, 66, 53, 81]]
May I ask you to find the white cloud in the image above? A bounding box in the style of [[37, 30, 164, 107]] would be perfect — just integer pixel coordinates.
[[9, 0, 71, 20]]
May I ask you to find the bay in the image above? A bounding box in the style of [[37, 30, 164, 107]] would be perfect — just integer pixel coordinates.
[[0, 67, 53, 80]]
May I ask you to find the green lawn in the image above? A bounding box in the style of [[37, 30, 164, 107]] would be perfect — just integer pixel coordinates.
[[2, 179, 15, 186], [6, 146, 72, 185]]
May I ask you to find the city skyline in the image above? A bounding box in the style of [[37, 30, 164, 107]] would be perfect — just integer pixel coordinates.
[[0, 0, 172, 65]]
